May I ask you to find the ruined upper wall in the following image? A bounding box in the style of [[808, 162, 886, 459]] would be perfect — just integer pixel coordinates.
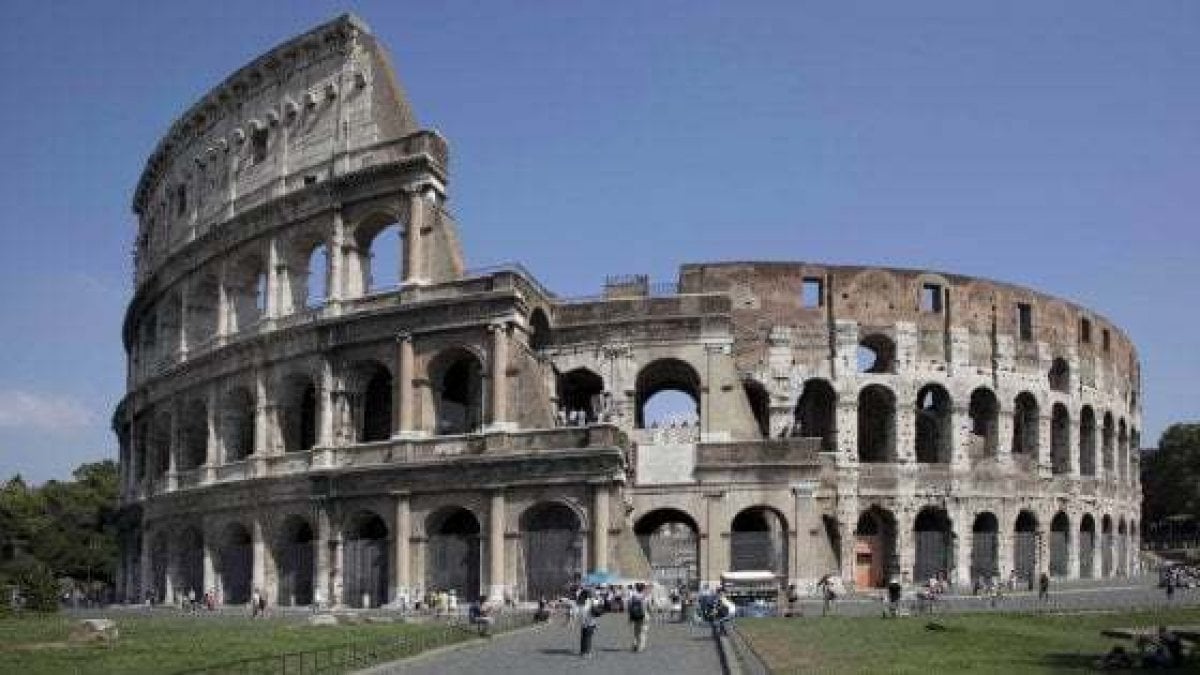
[[131, 14, 432, 284]]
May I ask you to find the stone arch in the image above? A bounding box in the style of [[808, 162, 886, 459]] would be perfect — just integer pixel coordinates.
[[854, 507, 897, 588], [175, 526, 204, 600], [349, 360, 392, 443], [913, 506, 953, 583], [968, 387, 999, 458], [425, 506, 482, 601], [226, 252, 267, 332], [1012, 392, 1040, 458], [915, 384, 952, 464], [275, 515, 314, 606], [1117, 419, 1129, 483], [180, 399, 208, 471], [742, 379, 771, 438], [793, 379, 836, 450], [218, 521, 253, 604], [1048, 357, 1070, 394], [528, 308, 551, 351], [520, 502, 584, 599], [429, 347, 485, 435], [970, 512, 1000, 583], [220, 386, 255, 462], [352, 212, 405, 295], [1051, 403, 1071, 475], [343, 510, 389, 608], [159, 290, 183, 356], [1013, 510, 1039, 586], [150, 531, 170, 603], [556, 367, 604, 425], [730, 506, 789, 577], [1079, 514, 1096, 579], [1117, 518, 1128, 577], [858, 384, 896, 463], [1102, 412, 1115, 473], [635, 358, 702, 428], [281, 228, 330, 311], [1049, 512, 1071, 578], [634, 508, 701, 590], [278, 372, 318, 452], [149, 410, 172, 479], [857, 333, 895, 374], [186, 272, 219, 346], [1079, 405, 1097, 476], [1101, 515, 1114, 578]]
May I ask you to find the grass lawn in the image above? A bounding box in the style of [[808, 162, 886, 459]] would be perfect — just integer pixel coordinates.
[[739, 607, 1200, 674], [0, 612, 475, 674]]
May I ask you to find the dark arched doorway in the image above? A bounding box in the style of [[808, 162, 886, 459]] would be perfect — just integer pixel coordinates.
[[276, 516, 315, 606], [521, 503, 583, 600], [426, 507, 482, 601], [730, 507, 788, 577], [634, 509, 700, 590], [344, 511, 389, 608]]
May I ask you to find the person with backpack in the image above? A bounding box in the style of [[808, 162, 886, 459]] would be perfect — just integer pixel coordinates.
[[578, 588, 600, 658], [628, 582, 649, 652]]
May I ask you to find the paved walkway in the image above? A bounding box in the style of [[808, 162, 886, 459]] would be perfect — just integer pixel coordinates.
[[368, 615, 722, 675]]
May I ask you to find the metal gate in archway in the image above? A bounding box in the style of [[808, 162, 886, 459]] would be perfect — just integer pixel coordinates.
[[427, 534, 481, 600], [276, 542, 314, 606], [1117, 535, 1128, 576], [1049, 531, 1069, 577], [1080, 530, 1095, 578], [1101, 533, 1113, 577], [1013, 532, 1037, 584], [914, 531, 952, 582], [343, 538, 388, 608], [638, 531, 699, 589], [220, 543, 252, 604], [970, 532, 998, 581], [521, 530, 582, 600]]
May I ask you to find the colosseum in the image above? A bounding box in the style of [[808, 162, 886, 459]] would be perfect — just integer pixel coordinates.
[[113, 15, 1143, 609]]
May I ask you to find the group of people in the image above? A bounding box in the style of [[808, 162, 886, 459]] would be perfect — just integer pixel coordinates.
[[570, 582, 654, 657]]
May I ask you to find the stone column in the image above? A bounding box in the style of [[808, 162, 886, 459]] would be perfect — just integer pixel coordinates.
[[252, 516, 266, 603], [836, 399, 858, 464], [1067, 406, 1080, 478], [997, 402, 1014, 467], [790, 481, 819, 587], [392, 492, 411, 605], [488, 489, 507, 601], [163, 540, 176, 605], [202, 535, 215, 598], [950, 404, 971, 468], [315, 501, 332, 609], [328, 209, 346, 305], [178, 282, 190, 357], [895, 511, 914, 585], [265, 238, 281, 320], [216, 263, 230, 338], [488, 323, 511, 431], [166, 408, 179, 492], [592, 484, 610, 574], [140, 530, 152, 603], [393, 333, 415, 436], [702, 491, 727, 588], [204, 386, 219, 484], [1037, 413, 1052, 477], [895, 400, 916, 463], [403, 188, 425, 284]]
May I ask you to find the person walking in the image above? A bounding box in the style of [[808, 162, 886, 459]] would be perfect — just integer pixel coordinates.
[[251, 588, 263, 618], [1038, 573, 1050, 604], [578, 589, 599, 658], [628, 582, 649, 652]]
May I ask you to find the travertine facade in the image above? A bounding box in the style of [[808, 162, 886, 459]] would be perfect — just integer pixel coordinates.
[[114, 15, 1142, 607]]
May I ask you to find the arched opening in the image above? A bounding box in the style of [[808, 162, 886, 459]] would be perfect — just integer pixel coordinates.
[[854, 508, 897, 588], [159, 292, 182, 357], [358, 365, 393, 443], [913, 507, 953, 583], [635, 358, 702, 429], [857, 385, 896, 463], [1012, 392, 1039, 458], [857, 333, 895, 374], [971, 513, 1000, 583], [180, 399, 208, 470], [1101, 515, 1114, 578], [1079, 406, 1097, 477], [275, 516, 314, 606], [742, 380, 771, 438], [344, 511, 389, 608], [528, 309, 551, 351], [150, 533, 170, 603], [1079, 514, 1096, 579], [520, 503, 583, 600], [221, 387, 255, 462], [280, 374, 318, 452], [1117, 519, 1128, 577], [915, 384, 952, 464], [794, 379, 836, 451], [1048, 358, 1070, 394], [1102, 412, 1115, 473], [1050, 512, 1071, 578], [426, 507, 482, 601], [634, 509, 700, 590], [968, 387, 999, 459], [1013, 511, 1039, 587], [305, 243, 329, 308], [227, 254, 267, 332], [1117, 419, 1129, 483], [1051, 403, 1070, 475], [187, 273, 219, 346], [357, 218, 403, 294], [730, 507, 788, 577], [150, 411, 172, 480], [176, 527, 204, 600], [219, 523, 253, 604], [556, 368, 604, 425], [431, 349, 484, 435]]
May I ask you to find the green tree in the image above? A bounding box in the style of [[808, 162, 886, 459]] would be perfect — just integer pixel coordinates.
[[1141, 423, 1200, 527]]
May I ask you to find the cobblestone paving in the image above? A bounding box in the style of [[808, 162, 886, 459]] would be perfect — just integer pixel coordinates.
[[370, 615, 722, 675]]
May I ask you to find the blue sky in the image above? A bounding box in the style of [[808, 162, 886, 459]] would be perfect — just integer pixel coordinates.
[[0, 1, 1196, 481]]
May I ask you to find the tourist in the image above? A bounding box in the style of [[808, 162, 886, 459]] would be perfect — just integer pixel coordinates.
[[1038, 573, 1050, 603], [784, 583, 801, 618], [468, 596, 494, 636], [186, 587, 197, 614], [534, 597, 551, 622], [628, 582, 649, 652], [713, 588, 736, 635], [578, 589, 599, 658], [886, 577, 903, 617], [1165, 574, 1176, 603], [251, 587, 263, 618], [817, 574, 838, 616]]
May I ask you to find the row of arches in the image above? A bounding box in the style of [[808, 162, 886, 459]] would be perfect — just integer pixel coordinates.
[[136, 213, 411, 367], [145, 501, 585, 608]]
